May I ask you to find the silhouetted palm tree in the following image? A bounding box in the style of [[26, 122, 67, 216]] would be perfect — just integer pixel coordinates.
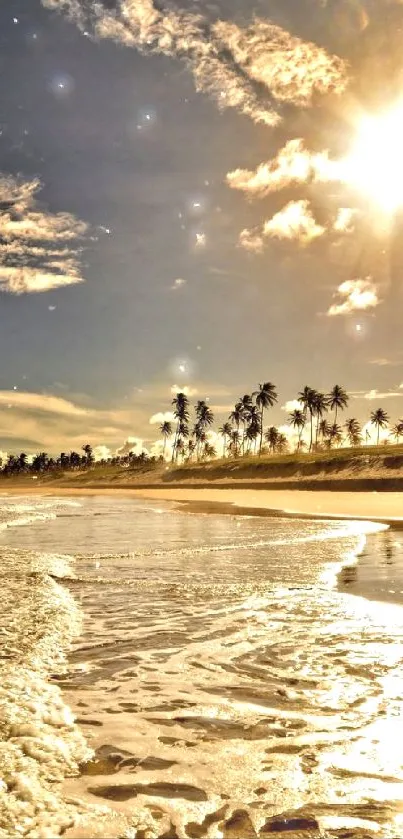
[[171, 392, 189, 462], [219, 421, 232, 458], [289, 409, 306, 451], [392, 421, 403, 443], [319, 418, 331, 444], [203, 442, 217, 460], [265, 426, 279, 454], [276, 433, 288, 454], [328, 423, 343, 448], [253, 382, 278, 455], [237, 394, 253, 454], [370, 408, 389, 445], [345, 418, 361, 447], [313, 392, 329, 449], [82, 444, 94, 466], [229, 428, 240, 457], [328, 385, 348, 424], [298, 386, 317, 452], [160, 420, 172, 459]]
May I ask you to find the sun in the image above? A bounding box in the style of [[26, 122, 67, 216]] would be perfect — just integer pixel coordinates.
[[339, 101, 403, 214]]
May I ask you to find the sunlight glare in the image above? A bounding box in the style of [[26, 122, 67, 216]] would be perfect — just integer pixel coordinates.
[[340, 101, 403, 213]]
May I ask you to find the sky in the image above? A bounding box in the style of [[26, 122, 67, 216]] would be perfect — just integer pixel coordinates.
[[2, 0, 403, 456]]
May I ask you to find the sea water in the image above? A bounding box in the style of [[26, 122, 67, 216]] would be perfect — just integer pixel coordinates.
[[2, 494, 403, 838]]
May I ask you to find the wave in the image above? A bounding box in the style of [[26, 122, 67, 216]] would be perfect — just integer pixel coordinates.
[[0, 548, 91, 837]]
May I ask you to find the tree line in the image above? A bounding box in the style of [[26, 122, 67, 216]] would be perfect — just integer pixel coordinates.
[[1, 384, 400, 473], [163, 383, 400, 462]]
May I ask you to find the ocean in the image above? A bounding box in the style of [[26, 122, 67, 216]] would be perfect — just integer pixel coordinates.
[[2, 494, 403, 838]]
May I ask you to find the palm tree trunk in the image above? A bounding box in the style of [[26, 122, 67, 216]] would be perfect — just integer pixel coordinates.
[[377, 426, 380, 445], [163, 437, 166, 459], [259, 407, 264, 455], [223, 435, 226, 458], [310, 412, 313, 452], [171, 422, 179, 462]]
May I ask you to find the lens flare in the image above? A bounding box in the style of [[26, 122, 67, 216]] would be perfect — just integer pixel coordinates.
[[339, 101, 403, 214]]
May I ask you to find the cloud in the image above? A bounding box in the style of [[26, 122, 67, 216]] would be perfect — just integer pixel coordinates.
[[333, 207, 356, 233], [170, 384, 198, 397], [281, 399, 304, 412], [238, 228, 265, 253], [170, 278, 186, 290], [327, 278, 379, 316], [0, 391, 88, 416], [0, 176, 87, 294], [352, 389, 403, 400], [369, 357, 403, 368], [227, 139, 332, 198], [239, 201, 325, 251], [116, 437, 147, 457], [264, 200, 325, 243], [92, 444, 112, 461], [42, 1, 347, 127], [149, 411, 175, 425]]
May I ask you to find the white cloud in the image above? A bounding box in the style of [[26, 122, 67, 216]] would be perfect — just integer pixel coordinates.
[[352, 389, 403, 400], [0, 391, 88, 416], [116, 437, 147, 457], [42, 1, 346, 128], [170, 384, 198, 397], [239, 228, 265, 253], [227, 139, 332, 198], [333, 207, 356, 233], [281, 399, 304, 412], [327, 278, 379, 316], [0, 176, 87, 294], [92, 444, 111, 461], [170, 278, 186, 290], [264, 200, 325, 243], [149, 411, 175, 425]]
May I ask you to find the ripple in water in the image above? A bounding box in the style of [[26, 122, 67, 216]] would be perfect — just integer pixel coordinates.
[[1, 495, 403, 838]]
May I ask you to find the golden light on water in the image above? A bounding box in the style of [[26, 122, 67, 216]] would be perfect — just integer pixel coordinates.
[[339, 101, 403, 214]]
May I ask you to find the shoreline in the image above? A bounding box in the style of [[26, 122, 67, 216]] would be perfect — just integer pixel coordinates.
[[1, 482, 403, 524]]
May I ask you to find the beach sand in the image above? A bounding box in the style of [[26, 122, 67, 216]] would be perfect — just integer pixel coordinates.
[[1, 483, 403, 522], [130, 487, 403, 523]]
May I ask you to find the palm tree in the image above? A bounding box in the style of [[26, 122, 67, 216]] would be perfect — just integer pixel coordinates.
[[82, 444, 94, 466], [392, 420, 403, 443], [289, 409, 306, 451], [245, 418, 259, 454], [328, 423, 343, 448], [253, 382, 278, 455], [229, 403, 243, 437], [370, 408, 389, 445], [265, 425, 279, 454], [237, 394, 253, 455], [328, 385, 349, 424], [160, 420, 172, 459], [18, 452, 28, 471], [319, 418, 331, 445], [345, 418, 361, 447], [187, 439, 196, 461], [313, 392, 329, 449], [203, 442, 217, 460], [298, 386, 317, 452], [218, 421, 232, 458], [229, 428, 240, 457], [276, 432, 289, 454], [171, 392, 189, 462], [195, 400, 214, 430]]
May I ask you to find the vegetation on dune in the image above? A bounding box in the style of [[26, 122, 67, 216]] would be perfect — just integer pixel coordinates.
[[2, 381, 403, 477]]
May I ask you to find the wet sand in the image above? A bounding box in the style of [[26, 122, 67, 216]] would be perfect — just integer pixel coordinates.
[[131, 487, 403, 524], [2, 484, 403, 523]]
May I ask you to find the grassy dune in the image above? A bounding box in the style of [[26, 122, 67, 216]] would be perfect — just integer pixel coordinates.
[[3, 445, 403, 492]]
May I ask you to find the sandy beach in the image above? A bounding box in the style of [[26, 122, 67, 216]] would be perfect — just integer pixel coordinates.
[[1, 482, 403, 522]]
